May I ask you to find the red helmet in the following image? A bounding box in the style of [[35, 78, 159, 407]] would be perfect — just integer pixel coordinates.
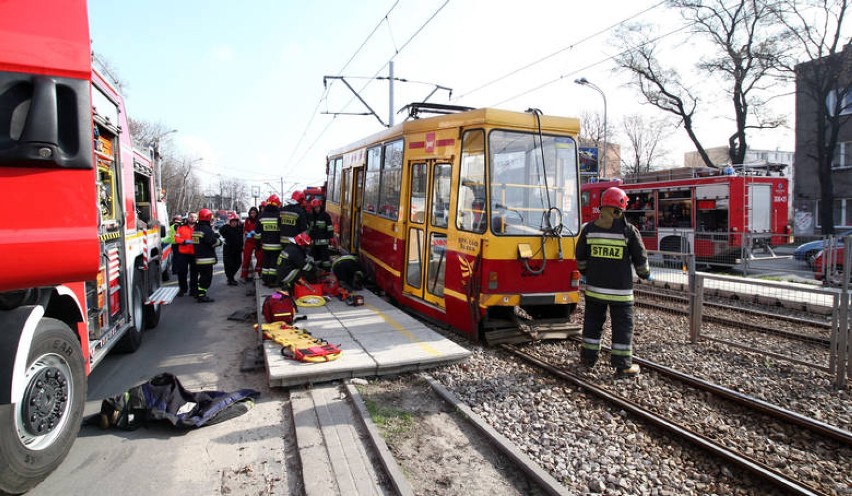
[[601, 187, 628, 210], [310, 198, 322, 209], [227, 212, 239, 221], [294, 232, 312, 247], [291, 190, 306, 203], [198, 208, 214, 222], [259, 201, 267, 209], [266, 194, 281, 207]]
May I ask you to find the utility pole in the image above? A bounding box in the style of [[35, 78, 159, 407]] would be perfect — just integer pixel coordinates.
[[388, 61, 394, 127]]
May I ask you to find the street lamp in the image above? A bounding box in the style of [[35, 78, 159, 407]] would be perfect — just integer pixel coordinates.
[[152, 129, 178, 198], [574, 77, 607, 179]]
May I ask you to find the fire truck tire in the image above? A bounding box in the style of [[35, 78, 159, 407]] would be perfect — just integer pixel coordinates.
[[0, 317, 86, 495], [144, 262, 162, 329], [115, 272, 145, 353]]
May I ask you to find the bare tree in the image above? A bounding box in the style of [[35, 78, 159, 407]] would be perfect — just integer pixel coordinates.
[[614, 23, 716, 168], [614, 0, 785, 167], [774, 0, 851, 233], [621, 114, 676, 178]]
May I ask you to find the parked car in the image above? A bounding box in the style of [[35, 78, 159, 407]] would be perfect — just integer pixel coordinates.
[[813, 246, 848, 285], [793, 230, 852, 267]]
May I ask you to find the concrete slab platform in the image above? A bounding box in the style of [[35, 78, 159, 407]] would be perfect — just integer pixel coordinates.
[[255, 282, 470, 388]]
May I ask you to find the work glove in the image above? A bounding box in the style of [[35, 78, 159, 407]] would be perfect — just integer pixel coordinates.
[[580, 274, 587, 285]]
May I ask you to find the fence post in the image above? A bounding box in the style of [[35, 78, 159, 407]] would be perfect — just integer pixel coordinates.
[[687, 255, 702, 344], [741, 232, 750, 277], [837, 236, 851, 389]]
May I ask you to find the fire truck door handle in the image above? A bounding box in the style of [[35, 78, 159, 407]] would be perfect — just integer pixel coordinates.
[[20, 77, 59, 147], [0, 73, 92, 169]]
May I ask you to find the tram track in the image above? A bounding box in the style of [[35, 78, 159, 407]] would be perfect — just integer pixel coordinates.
[[503, 343, 851, 496], [633, 287, 832, 346]]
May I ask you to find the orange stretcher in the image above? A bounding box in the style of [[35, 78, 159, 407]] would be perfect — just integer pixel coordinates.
[[255, 322, 342, 363]]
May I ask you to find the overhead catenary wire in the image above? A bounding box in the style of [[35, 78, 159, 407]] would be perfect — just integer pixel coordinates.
[[281, 0, 451, 178], [452, 0, 668, 102], [279, 1, 403, 179]]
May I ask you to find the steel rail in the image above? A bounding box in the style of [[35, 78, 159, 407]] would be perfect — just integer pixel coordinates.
[[503, 345, 828, 496], [630, 356, 852, 446]]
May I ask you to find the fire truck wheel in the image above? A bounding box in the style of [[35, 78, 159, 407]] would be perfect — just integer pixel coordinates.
[[144, 262, 162, 329], [0, 317, 86, 494], [115, 272, 145, 353]]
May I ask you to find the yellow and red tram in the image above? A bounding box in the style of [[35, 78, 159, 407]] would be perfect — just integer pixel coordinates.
[[325, 104, 584, 343]]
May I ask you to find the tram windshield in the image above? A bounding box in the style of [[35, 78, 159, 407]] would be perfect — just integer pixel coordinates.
[[489, 130, 580, 236]]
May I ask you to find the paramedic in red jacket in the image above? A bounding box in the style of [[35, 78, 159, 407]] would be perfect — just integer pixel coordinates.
[[575, 187, 651, 378], [240, 206, 262, 282]]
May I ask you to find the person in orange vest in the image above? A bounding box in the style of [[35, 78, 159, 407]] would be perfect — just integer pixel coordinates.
[[173, 212, 198, 297]]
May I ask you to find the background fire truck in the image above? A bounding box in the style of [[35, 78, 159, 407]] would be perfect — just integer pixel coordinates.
[[0, 2, 176, 492], [581, 166, 790, 266]]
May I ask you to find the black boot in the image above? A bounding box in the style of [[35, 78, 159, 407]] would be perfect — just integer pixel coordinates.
[[197, 295, 215, 303]]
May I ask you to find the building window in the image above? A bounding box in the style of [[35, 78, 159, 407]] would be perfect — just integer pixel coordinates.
[[815, 197, 852, 228], [827, 89, 852, 117], [832, 142, 852, 169]]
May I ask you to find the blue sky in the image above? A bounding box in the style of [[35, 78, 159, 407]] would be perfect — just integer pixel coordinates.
[[88, 0, 795, 197]]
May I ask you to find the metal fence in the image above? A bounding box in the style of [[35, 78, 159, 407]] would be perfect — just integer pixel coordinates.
[[642, 245, 851, 389]]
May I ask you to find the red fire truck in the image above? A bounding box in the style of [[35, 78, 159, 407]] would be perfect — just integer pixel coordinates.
[[0, 2, 176, 492], [581, 166, 790, 265]]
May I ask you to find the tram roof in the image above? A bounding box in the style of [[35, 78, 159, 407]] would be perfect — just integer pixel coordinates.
[[327, 107, 581, 158]]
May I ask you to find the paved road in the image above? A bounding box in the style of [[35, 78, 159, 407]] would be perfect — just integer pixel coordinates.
[[29, 269, 298, 496]]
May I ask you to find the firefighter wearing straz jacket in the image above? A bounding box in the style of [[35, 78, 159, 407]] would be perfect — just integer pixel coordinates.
[[193, 208, 222, 303], [576, 186, 651, 378], [307, 198, 333, 270], [257, 195, 283, 285]]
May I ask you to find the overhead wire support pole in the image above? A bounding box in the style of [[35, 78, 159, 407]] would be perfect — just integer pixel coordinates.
[[323, 75, 388, 127]]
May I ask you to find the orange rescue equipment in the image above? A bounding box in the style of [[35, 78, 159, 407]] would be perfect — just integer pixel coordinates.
[[256, 322, 342, 363]]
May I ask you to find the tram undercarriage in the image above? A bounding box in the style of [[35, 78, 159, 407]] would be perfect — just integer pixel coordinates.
[[482, 303, 581, 345]]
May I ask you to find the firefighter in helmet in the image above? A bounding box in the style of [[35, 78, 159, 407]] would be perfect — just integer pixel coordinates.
[[576, 186, 651, 378], [257, 195, 283, 285], [307, 197, 333, 270], [283, 190, 309, 234], [277, 231, 313, 291], [193, 208, 222, 303], [279, 190, 309, 249]]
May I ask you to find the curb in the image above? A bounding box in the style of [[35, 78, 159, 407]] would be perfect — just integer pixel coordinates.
[[345, 382, 415, 496]]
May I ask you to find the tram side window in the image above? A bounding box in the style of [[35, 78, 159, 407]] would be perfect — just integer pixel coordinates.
[[457, 130, 486, 233], [363, 146, 381, 214], [431, 163, 451, 228], [378, 140, 403, 220], [328, 157, 342, 204]]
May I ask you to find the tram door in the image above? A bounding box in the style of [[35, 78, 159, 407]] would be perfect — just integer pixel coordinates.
[[403, 160, 449, 309], [339, 166, 364, 253]]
